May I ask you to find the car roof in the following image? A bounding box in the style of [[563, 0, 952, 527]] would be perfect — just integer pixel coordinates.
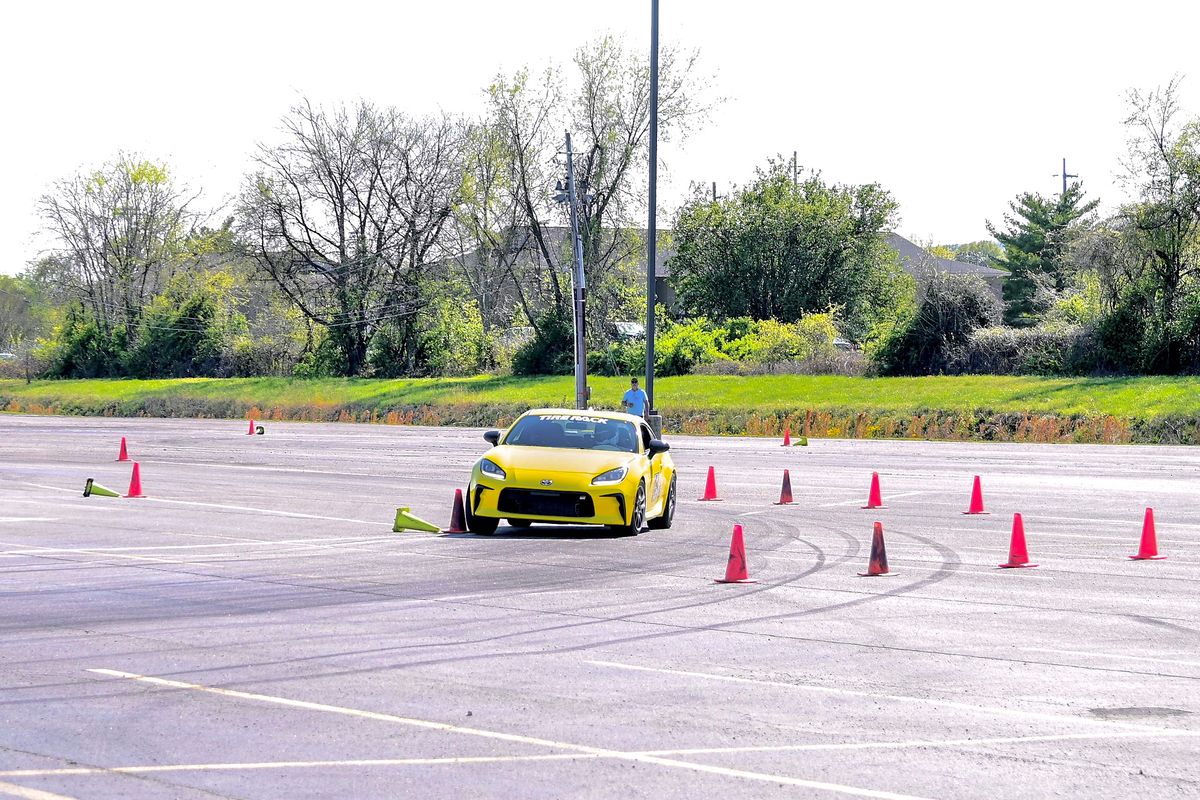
[[519, 408, 648, 425]]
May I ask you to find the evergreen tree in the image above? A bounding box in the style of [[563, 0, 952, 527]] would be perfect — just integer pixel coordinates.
[[987, 184, 1098, 327]]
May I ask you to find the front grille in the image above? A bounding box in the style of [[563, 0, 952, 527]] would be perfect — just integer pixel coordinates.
[[497, 489, 595, 518]]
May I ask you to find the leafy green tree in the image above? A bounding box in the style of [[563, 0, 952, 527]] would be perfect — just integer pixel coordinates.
[[671, 161, 911, 340], [37, 156, 201, 337], [1118, 77, 1200, 372], [987, 186, 1099, 327]]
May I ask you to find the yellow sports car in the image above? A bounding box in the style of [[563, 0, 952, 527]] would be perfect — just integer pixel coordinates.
[[465, 408, 677, 535]]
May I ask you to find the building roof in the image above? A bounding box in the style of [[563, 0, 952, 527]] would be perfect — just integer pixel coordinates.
[[884, 233, 1007, 279]]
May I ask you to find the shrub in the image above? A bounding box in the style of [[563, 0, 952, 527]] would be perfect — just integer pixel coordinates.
[[43, 309, 128, 378], [512, 311, 574, 376], [948, 325, 1099, 376], [874, 273, 1001, 375]]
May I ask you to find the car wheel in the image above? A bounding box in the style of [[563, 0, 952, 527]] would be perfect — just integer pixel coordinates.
[[507, 518, 533, 529], [613, 481, 646, 536], [464, 496, 498, 535], [648, 475, 676, 530]]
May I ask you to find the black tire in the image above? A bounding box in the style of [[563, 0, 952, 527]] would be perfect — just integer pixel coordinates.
[[507, 518, 534, 529], [611, 481, 646, 536], [648, 474, 677, 530], [464, 494, 499, 535]]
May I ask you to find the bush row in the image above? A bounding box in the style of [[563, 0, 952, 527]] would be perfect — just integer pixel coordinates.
[[9, 388, 1200, 445]]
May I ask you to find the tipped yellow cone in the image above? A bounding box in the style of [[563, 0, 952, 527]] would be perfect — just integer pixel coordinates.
[[794, 436, 808, 446], [84, 478, 120, 498], [393, 507, 441, 533]]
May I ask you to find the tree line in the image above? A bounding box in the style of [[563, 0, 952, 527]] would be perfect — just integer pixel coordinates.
[[3, 60, 1197, 381]]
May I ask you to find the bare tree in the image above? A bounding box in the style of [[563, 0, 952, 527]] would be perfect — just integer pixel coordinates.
[[486, 37, 710, 342], [238, 100, 465, 374], [37, 156, 201, 335]]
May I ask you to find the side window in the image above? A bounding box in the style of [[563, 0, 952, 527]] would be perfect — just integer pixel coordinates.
[[640, 424, 653, 452]]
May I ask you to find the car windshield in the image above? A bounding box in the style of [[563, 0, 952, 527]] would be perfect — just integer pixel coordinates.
[[504, 414, 639, 453]]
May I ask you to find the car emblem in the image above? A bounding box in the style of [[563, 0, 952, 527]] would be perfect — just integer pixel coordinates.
[[540, 479, 553, 486]]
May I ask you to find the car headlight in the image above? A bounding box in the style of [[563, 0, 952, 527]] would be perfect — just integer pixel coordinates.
[[479, 459, 506, 480], [592, 466, 628, 485]]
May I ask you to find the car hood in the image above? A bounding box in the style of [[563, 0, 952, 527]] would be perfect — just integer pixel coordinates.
[[484, 445, 637, 478]]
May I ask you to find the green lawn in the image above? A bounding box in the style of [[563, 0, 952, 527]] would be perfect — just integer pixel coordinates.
[[3, 374, 1200, 444], [2, 374, 1199, 418]]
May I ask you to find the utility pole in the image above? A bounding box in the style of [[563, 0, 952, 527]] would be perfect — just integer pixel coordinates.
[[1054, 157, 1078, 196], [792, 150, 798, 187], [561, 132, 589, 410], [645, 0, 660, 434]]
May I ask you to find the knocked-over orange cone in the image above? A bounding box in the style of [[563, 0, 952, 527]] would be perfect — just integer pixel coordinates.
[[247, 419, 257, 435], [125, 462, 145, 498], [963, 475, 988, 515], [116, 437, 130, 462], [858, 521, 896, 576], [1130, 507, 1166, 560], [715, 524, 755, 583], [774, 469, 794, 505], [999, 513, 1037, 568], [698, 466, 721, 501], [861, 472, 885, 509], [447, 489, 468, 533], [782, 427, 791, 447]]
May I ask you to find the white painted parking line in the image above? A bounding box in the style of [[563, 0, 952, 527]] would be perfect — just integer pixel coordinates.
[[585, 660, 1200, 734], [0, 754, 596, 777], [0, 780, 78, 800], [641, 729, 1189, 756], [19, 482, 392, 527], [1023, 647, 1200, 669], [0, 537, 392, 556], [0, 728, 1184, 778], [0, 518, 57, 524], [87, 668, 935, 800], [818, 492, 926, 508]]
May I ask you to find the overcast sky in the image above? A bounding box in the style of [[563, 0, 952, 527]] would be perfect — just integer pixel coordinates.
[[3, 0, 1197, 274]]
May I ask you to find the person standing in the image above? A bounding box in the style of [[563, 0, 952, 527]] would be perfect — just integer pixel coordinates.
[[622, 377, 649, 419]]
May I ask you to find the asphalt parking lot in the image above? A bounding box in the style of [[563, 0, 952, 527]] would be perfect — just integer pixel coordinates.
[[1, 414, 1198, 799]]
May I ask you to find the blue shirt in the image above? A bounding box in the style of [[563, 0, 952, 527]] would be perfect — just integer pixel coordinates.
[[623, 387, 648, 416]]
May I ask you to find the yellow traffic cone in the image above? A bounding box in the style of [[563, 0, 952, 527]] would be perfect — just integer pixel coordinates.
[[392, 507, 441, 533], [84, 478, 120, 498]]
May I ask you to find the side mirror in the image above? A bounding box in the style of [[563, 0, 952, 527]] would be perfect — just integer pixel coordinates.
[[648, 439, 670, 457], [483, 430, 501, 446]]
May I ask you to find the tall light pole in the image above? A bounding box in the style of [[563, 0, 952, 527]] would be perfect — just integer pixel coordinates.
[[645, 0, 660, 431], [555, 132, 589, 410]]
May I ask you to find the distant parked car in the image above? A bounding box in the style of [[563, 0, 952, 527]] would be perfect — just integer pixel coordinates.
[[0, 352, 17, 360], [832, 338, 857, 351]]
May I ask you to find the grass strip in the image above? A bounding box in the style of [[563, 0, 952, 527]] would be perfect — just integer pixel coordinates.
[[3, 375, 1200, 444]]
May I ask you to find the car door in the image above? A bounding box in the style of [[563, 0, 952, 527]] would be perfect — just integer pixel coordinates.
[[641, 423, 666, 516]]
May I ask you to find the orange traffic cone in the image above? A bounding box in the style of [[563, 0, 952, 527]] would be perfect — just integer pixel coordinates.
[[858, 521, 896, 576], [774, 469, 793, 505], [861, 472, 885, 509], [698, 466, 721, 501], [963, 475, 988, 515], [1129, 507, 1166, 560], [782, 427, 791, 447], [715, 524, 755, 583], [125, 462, 145, 498], [116, 437, 130, 462], [247, 419, 256, 436], [447, 489, 467, 533], [999, 513, 1037, 568]]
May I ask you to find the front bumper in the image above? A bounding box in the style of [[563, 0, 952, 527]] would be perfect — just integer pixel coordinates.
[[470, 478, 629, 526]]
